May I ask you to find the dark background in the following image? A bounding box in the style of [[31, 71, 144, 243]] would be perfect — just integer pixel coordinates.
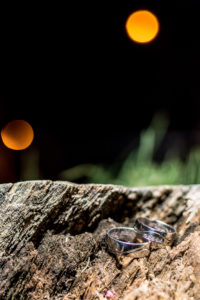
[[1, 1, 200, 182]]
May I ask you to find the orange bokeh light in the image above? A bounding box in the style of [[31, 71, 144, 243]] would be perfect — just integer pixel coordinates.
[[1, 120, 34, 150], [125, 10, 159, 43]]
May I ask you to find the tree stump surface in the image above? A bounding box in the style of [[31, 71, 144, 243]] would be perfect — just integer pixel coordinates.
[[0, 180, 200, 299]]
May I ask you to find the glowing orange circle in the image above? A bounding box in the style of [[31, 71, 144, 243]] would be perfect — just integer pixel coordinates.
[[1, 120, 34, 150], [125, 10, 159, 43]]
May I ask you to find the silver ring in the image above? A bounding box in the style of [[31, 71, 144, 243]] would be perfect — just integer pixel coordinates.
[[106, 227, 163, 255], [134, 217, 176, 245]]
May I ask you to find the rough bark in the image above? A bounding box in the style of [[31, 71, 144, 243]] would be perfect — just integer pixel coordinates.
[[0, 180, 200, 299]]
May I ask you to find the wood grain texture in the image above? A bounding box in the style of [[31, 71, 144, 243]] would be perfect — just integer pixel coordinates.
[[0, 181, 200, 299]]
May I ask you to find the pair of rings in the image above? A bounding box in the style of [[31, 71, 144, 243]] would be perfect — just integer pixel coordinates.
[[106, 217, 176, 255]]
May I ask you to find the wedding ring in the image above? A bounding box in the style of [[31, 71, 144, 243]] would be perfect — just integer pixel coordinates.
[[106, 227, 163, 255], [134, 217, 176, 245]]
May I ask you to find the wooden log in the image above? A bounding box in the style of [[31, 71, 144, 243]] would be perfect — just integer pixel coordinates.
[[0, 181, 200, 299]]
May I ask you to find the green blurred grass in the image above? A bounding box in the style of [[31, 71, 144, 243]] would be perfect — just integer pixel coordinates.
[[59, 114, 200, 186]]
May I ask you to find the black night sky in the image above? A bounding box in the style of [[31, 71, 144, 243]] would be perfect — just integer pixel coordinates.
[[1, 1, 200, 182]]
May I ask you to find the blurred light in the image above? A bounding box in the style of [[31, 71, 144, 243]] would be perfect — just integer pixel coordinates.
[[125, 10, 159, 43], [1, 120, 34, 150]]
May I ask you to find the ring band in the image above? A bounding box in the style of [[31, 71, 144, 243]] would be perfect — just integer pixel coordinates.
[[134, 217, 176, 244], [106, 227, 162, 255]]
